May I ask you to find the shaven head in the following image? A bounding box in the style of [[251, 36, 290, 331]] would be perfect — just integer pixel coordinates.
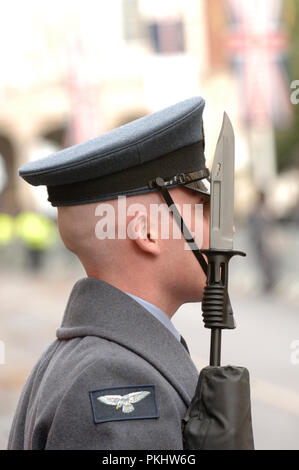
[[57, 188, 210, 317], [57, 191, 163, 274]]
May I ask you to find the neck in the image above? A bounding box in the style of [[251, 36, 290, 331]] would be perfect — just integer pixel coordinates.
[[86, 271, 181, 319]]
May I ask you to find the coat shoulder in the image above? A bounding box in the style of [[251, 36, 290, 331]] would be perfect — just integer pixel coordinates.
[[42, 336, 188, 450]]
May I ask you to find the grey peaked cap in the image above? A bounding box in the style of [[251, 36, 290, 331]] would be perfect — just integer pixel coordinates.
[[19, 96, 209, 205]]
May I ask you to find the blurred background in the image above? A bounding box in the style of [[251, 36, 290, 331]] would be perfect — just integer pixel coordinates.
[[0, 0, 298, 450]]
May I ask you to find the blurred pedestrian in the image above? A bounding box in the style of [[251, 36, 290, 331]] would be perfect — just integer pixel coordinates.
[[15, 211, 56, 271], [249, 191, 278, 292], [0, 213, 14, 247]]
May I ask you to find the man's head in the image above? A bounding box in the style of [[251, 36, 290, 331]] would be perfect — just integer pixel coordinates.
[[57, 186, 210, 315], [19, 96, 211, 315]]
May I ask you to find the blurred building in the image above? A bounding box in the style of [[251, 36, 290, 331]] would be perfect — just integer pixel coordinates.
[[0, 0, 296, 218]]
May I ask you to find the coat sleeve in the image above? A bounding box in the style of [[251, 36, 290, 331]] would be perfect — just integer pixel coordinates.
[[44, 356, 186, 450]]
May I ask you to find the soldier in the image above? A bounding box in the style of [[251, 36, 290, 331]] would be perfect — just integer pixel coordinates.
[[8, 97, 211, 450]]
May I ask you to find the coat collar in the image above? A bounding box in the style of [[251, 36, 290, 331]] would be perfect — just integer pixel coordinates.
[[56, 277, 198, 406]]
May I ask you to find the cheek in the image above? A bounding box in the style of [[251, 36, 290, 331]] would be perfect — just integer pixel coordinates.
[[203, 218, 210, 248], [203, 205, 210, 247], [191, 204, 210, 250]]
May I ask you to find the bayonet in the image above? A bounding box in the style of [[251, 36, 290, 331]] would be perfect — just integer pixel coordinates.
[[210, 112, 235, 250], [201, 113, 246, 366]]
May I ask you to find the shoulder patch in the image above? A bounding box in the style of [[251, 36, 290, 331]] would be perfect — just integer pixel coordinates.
[[89, 384, 159, 424]]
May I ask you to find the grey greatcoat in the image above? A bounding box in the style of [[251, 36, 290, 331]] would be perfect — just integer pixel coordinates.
[[8, 278, 199, 450]]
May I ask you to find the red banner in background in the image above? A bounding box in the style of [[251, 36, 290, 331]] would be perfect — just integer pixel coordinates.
[[65, 34, 100, 146], [225, 0, 292, 129]]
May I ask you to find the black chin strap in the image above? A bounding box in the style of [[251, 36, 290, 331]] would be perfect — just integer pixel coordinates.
[[153, 177, 208, 276]]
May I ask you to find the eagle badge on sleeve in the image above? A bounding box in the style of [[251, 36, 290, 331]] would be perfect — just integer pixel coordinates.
[[89, 385, 159, 424], [98, 391, 150, 413]]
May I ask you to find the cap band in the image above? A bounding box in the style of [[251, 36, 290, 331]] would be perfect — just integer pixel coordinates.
[[47, 141, 206, 206]]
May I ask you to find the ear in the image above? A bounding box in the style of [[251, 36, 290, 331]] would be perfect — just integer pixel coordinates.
[[128, 211, 160, 255]]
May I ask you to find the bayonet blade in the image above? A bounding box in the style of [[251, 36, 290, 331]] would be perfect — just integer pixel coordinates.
[[210, 112, 235, 250]]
